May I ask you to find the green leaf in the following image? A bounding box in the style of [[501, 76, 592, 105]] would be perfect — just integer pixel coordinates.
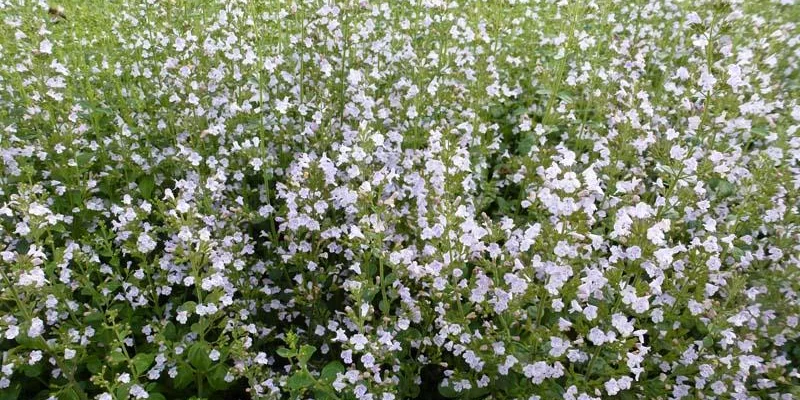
[[276, 347, 295, 359], [0, 382, 20, 400], [489, 104, 506, 119], [619, 390, 637, 400], [751, 126, 769, 138], [495, 371, 521, 392], [438, 382, 459, 398], [115, 386, 130, 400], [512, 106, 528, 116], [180, 301, 197, 313], [557, 91, 574, 103], [207, 365, 231, 391], [190, 320, 207, 336], [163, 322, 178, 341], [62, 385, 82, 400], [378, 299, 390, 315], [361, 287, 379, 303], [132, 352, 155, 375], [587, 356, 611, 376], [187, 343, 212, 372], [138, 175, 155, 200], [208, 289, 227, 304], [86, 356, 102, 374], [466, 385, 491, 399], [400, 382, 420, 399], [517, 134, 535, 155], [67, 190, 83, 208], [109, 350, 127, 365], [98, 247, 113, 258], [320, 361, 344, 383], [297, 345, 316, 366], [174, 364, 194, 389], [716, 180, 735, 198], [542, 380, 565, 398], [312, 389, 339, 400], [22, 362, 43, 378], [75, 152, 95, 168], [287, 370, 315, 390], [148, 394, 167, 400]]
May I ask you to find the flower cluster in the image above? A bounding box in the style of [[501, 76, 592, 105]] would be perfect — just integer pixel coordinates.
[[0, 0, 799, 399]]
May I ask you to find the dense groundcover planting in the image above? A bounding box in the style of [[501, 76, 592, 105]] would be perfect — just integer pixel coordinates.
[[1, 0, 800, 399]]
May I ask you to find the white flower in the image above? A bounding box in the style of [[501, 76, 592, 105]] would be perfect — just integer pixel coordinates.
[[347, 69, 362, 86], [688, 300, 704, 316], [583, 305, 598, 321], [647, 220, 670, 246], [699, 69, 717, 92], [612, 314, 634, 337], [463, 350, 484, 371], [726, 64, 745, 90], [275, 97, 291, 114], [254, 352, 268, 365], [14, 222, 30, 236], [116, 372, 131, 384], [350, 334, 368, 351], [137, 233, 157, 253], [39, 39, 53, 54], [130, 384, 149, 399], [605, 378, 620, 395], [587, 327, 608, 346], [791, 105, 800, 121], [4, 326, 19, 340], [630, 296, 650, 314], [361, 353, 375, 368], [28, 202, 50, 216], [18, 267, 48, 288], [28, 317, 44, 338], [549, 337, 570, 357], [29, 351, 42, 365]]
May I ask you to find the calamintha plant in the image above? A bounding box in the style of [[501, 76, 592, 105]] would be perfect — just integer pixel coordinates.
[[0, 0, 799, 399]]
